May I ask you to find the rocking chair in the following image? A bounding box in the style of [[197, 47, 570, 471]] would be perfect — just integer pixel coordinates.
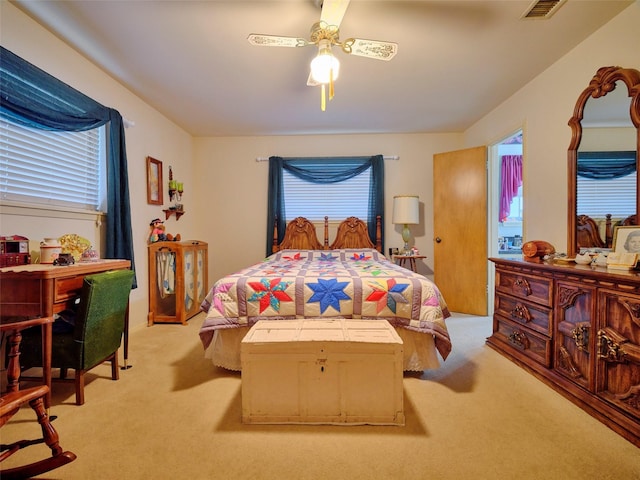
[[1, 317, 76, 479]]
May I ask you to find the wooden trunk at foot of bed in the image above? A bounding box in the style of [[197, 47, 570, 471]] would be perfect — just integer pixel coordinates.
[[272, 216, 382, 253], [240, 319, 404, 425]]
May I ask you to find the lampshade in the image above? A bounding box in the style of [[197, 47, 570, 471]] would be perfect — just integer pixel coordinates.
[[310, 39, 340, 84], [392, 195, 419, 225]]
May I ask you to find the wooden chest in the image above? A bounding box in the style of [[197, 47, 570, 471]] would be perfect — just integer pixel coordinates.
[[241, 319, 404, 425]]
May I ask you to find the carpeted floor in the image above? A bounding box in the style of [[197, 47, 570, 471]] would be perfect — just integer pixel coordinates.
[[3, 312, 639, 479]]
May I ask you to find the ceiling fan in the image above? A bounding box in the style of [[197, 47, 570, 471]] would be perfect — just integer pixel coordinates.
[[247, 0, 398, 111]]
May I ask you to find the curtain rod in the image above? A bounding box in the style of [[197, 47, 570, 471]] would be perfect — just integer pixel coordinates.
[[255, 155, 399, 162]]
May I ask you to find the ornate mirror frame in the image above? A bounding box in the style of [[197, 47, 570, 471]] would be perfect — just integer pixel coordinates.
[[567, 66, 640, 257]]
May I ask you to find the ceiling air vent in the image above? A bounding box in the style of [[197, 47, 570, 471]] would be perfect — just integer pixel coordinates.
[[521, 0, 567, 19]]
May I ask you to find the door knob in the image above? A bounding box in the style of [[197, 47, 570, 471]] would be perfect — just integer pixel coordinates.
[[435, 237, 442, 243]]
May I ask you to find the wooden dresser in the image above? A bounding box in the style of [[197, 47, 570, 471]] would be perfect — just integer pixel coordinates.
[[488, 258, 640, 447]]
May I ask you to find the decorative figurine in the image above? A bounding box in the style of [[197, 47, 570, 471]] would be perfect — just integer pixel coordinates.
[[148, 218, 181, 243], [148, 218, 167, 243]]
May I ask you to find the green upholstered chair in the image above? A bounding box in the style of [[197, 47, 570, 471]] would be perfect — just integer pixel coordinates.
[[20, 269, 134, 405]]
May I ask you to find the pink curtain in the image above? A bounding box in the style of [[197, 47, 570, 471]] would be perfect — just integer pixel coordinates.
[[500, 155, 523, 222]]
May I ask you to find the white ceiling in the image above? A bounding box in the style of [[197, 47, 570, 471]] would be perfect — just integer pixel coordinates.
[[12, 0, 634, 137]]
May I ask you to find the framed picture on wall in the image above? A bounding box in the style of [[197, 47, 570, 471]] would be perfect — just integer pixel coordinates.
[[146, 156, 163, 205]]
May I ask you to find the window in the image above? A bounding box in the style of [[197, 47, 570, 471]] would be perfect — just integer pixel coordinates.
[[0, 117, 106, 211], [503, 184, 523, 223], [283, 167, 370, 221], [1, 45, 135, 283], [267, 155, 384, 256], [577, 172, 636, 217], [577, 150, 636, 217]]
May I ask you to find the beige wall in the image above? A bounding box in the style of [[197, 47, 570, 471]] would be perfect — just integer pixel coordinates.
[[464, 2, 640, 252], [2, 2, 639, 328], [193, 133, 463, 281], [579, 127, 635, 151]]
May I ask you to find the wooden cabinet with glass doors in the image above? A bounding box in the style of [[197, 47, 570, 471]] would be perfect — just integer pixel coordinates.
[[148, 240, 208, 325]]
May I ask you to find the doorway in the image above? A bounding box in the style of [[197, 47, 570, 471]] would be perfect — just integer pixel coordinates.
[[488, 129, 524, 313]]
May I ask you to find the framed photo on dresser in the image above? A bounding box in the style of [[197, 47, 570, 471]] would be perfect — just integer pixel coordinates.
[[609, 226, 640, 271], [612, 225, 640, 254]]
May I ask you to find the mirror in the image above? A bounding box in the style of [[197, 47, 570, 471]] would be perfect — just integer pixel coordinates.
[[567, 66, 640, 257]]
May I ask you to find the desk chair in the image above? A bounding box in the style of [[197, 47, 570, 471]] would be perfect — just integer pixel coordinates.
[[20, 269, 134, 405], [1, 318, 76, 479]]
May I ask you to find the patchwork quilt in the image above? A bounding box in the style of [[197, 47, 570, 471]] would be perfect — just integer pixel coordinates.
[[199, 249, 452, 360]]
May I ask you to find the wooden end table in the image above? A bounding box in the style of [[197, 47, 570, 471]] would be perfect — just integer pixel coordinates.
[[392, 254, 426, 272]]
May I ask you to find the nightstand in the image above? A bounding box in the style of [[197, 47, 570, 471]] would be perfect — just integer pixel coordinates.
[[392, 254, 426, 272]]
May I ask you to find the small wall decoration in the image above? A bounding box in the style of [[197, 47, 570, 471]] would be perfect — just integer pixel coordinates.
[[146, 156, 163, 205], [167, 166, 184, 208]]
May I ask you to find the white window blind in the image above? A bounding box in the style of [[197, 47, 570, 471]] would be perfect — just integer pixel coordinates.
[[0, 118, 105, 211], [577, 172, 636, 217], [283, 168, 370, 221]]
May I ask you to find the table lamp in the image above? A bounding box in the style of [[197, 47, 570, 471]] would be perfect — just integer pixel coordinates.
[[392, 195, 419, 254]]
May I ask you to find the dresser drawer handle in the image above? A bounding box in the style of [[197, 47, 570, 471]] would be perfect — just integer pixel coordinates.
[[513, 278, 532, 296], [510, 303, 531, 323], [597, 329, 627, 363], [508, 330, 530, 350], [571, 323, 590, 352]]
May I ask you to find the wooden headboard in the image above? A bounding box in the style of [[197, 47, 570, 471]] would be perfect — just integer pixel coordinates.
[[273, 216, 327, 252], [577, 213, 637, 249], [273, 216, 382, 253], [577, 214, 606, 249]]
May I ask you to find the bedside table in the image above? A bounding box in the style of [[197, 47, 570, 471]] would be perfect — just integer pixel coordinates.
[[392, 254, 426, 272]]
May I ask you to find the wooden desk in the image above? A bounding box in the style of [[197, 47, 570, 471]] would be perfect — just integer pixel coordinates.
[[0, 260, 132, 387], [392, 254, 426, 273]]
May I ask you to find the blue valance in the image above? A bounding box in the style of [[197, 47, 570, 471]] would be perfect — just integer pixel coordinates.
[[577, 150, 636, 180]]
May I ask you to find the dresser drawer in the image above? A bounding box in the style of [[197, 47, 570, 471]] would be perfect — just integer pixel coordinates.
[[494, 293, 551, 336], [493, 315, 552, 367], [495, 270, 552, 307], [54, 276, 84, 302]]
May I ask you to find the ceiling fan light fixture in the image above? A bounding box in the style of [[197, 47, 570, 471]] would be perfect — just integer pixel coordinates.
[[247, 0, 396, 111], [310, 40, 340, 84]]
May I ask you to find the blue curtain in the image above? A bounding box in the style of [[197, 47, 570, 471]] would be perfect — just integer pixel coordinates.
[[266, 155, 384, 255], [0, 47, 136, 287], [578, 151, 636, 179]]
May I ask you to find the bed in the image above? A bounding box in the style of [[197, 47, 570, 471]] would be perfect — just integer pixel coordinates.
[[199, 216, 451, 371]]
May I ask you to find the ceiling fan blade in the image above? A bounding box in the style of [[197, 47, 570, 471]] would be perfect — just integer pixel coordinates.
[[342, 38, 398, 61], [247, 34, 309, 48], [320, 0, 351, 28]]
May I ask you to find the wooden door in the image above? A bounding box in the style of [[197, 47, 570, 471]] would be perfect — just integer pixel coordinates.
[[433, 146, 487, 315]]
